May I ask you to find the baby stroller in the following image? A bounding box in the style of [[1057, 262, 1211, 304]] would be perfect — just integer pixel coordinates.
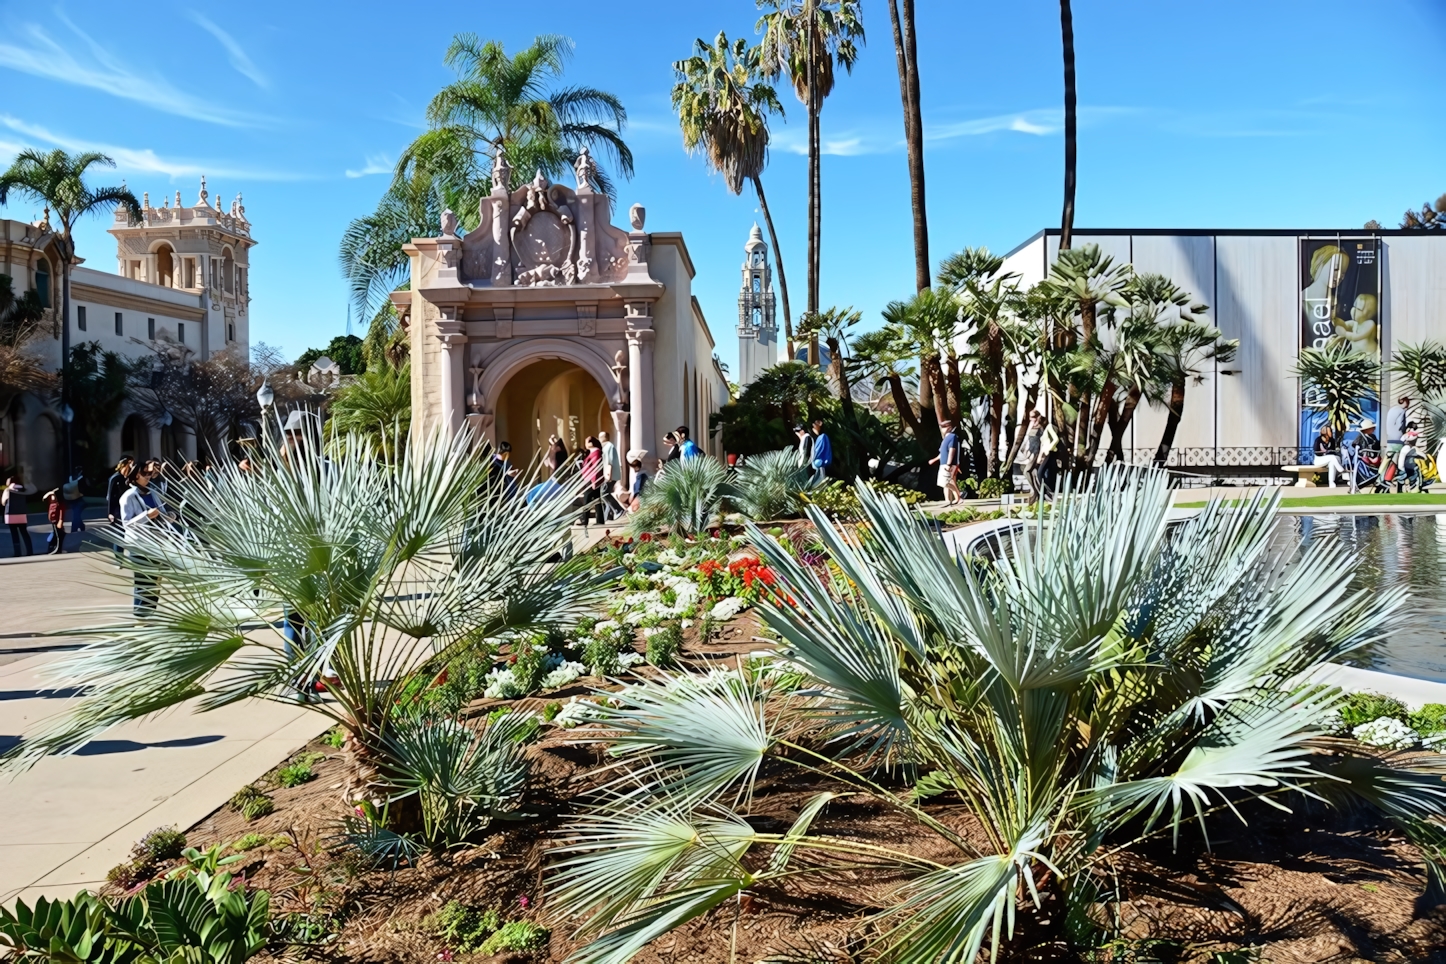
[[1341, 437, 1387, 494]]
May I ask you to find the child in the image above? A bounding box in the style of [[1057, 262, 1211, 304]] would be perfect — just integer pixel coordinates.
[[43, 488, 65, 554]]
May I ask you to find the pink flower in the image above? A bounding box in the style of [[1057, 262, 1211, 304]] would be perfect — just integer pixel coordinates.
[[518, 894, 531, 909], [437, 950, 454, 961]]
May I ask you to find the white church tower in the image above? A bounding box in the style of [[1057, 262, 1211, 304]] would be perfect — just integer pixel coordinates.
[[736, 224, 777, 387]]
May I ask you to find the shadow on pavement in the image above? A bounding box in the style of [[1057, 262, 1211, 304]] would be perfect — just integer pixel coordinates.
[[0, 734, 226, 757], [0, 687, 90, 702]]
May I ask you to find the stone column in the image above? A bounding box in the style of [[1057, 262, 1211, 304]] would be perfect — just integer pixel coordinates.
[[610, 409, 630, 485], [436, 310, 467, 437], [626, 316, 655, 469]]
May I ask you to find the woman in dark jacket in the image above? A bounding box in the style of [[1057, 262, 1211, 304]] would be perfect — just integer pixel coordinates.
[[106, 458, 135, 558], [545, 436, 569, 477]]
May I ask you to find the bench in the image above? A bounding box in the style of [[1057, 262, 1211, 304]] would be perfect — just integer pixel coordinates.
[[1282, 464, 1326, 487]]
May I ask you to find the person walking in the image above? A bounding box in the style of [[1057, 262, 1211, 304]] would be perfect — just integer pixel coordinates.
[[622, 451, 650, 513], [929, 420, 961, 505], [1021, 411, 1045, 502], [545, 435, 569, 477], [489, 441, 519, 500], [599, 430, 623, 519], [1312, 423, 1345, 488], [660, 432, 680, 468], [106, 458, 134, 560], [1038, 422, 1060, 499], [119, 463, 168, 615], [793, 424, 814, 469], [1385, 396, 1410, 492], [4, 474, 33, 557], [62, 471, 85, 547], [579, 436, 605, 527], [809, 418, 832, 486], [676, 426, 702, 460], [43, 488, 65, 554]]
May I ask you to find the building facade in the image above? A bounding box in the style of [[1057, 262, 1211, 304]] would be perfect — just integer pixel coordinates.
[[0, 177, 253, 488], [398, 148, 728, 471], [736, 224, 777, 387], [1002, 227, 1446, 471]]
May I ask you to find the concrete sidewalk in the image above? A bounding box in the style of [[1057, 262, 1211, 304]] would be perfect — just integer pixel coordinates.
[[0, 554, 331, 907]]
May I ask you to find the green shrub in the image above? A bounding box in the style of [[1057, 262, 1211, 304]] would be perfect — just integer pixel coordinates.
[[425, 900, 502, 952], [542, 701, 562, 722], [477, 919, 549, 955], [107, 860, 147, 890], [583, 637, 621, 676], [231, 833, 269, 852], [322, 727, 346, 749], [229, 784, 275, 821], [275, 759, 316, 788], [802, 480, 924, 521], [136, 826, 187, 863], [646, 624, 683, 668], [974, 477, 1008, 499], [630, 455, 730, 535], [1338, 692, 1409, 730], [732, 448, 814, 521], [1409, 703, 1446, 735]]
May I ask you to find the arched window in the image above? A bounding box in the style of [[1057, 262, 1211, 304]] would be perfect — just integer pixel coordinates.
[[154, 244, 175, 287], [34, 258, 50, 308], [222, 248, 235, 294]]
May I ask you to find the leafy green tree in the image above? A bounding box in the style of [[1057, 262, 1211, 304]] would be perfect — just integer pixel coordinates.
[[0, 150, 140, 475], [0, 274, 52, 409], [328, 364, 412, 458], [944, 247, 1021, 478], [551, 473, 1442, 961], [1401, 192, 1446, 230], [1291, 342, 1381, 437], [342, 34, 632, 317], [712, 360, 832, 458], [66, 343, 137, 482], [757, 0, 865, 364], [297, 335, 366, 376], [673, 33, 794, 358], [796, 305, 859, 423]]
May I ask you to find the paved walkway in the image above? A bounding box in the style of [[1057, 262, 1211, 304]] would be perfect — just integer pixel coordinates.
[[0, 553, 329, 906]]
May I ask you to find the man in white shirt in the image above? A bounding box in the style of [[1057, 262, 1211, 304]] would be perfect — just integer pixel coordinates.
[[1385, 396, 1410, 493]]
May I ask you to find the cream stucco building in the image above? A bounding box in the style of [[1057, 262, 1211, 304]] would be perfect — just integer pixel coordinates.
[[396, 148, 728, 471], [0, 177, 253, 488]]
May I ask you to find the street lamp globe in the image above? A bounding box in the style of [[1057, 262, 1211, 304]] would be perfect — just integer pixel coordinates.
[[256, 377, 274, 410]]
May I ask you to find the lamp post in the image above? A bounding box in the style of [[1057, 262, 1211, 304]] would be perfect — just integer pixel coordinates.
[[256, 376, 275, 447]]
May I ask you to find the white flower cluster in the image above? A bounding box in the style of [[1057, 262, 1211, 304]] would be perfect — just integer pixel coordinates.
[[484, 651, 586, 700], [612, 572, 699, 626], [709, 596, 747, 621], [483, 667, 527, 700], [542, 660, 587, 690], [1352, 716, 1420, 750], [554, 697, 604, 729]]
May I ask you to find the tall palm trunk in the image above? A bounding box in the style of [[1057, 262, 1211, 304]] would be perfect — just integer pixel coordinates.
[[58, 235, 74, 478], [1059, 0, 1077, 253], [1083, 377, 1113, 466], [1003, 380, 1038, 470], [884, 373, 921, 437], [826, 335, 855, 424], [750, 174, 794, 359], [1107, 386, 1143, 463], [1153, 377, 1186, 467], [805, 15, 821, 367], [887, 0, 929, 293]]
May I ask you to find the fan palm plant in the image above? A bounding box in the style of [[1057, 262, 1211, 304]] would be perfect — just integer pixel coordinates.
[[731, 447, 815, 520], [2, 422, 605, 771], [757, 0, 865, 365], [629, 455, 731, 536], [1292, 341, 1381, 437], [0, 150, 140, 476], [327, 363, 412, 458], [1389, 339, 1446, 402], [673, 32, 794, 359], [551, 470, 1445, 962], [1151, 317, 1236, 467], [948, 248, 1023, 478]]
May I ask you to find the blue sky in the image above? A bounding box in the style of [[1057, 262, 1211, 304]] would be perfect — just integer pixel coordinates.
[[2, 0, 1442, 373]]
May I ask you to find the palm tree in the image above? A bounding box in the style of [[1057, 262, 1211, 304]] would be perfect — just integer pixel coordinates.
[[0, 150, 140, 475], [1154, 318, 1237, 466], [756, 0, 865, 365], [3, 423, 605, 770], [550, 473, 1439, 960], [328, 364, 412, 458], [672, 33, 795, 359], [1088, 273, 1207, 465], [1389, 339, 1446, 402], [1058, 0, 1077, 251], [943, 248, 1023, 478], [849, 327, 923, 439], [797, 305, 859, 423], [342, 34, 632, 317], [885, 0, 928, 293], [881, 287, 958, 429], [1291, 342, 1381, 438], [0, 273, 53, 410]]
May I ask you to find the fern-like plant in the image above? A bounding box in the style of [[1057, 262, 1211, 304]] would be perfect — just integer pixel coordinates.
[[1293, 342, 1381, 432], [629, 455, 731, 536]]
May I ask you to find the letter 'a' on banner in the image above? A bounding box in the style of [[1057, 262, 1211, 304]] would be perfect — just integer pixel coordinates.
[[1298, 237, 1380, 453]]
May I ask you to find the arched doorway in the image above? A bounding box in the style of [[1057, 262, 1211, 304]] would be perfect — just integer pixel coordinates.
[[121, 414, 151, 461], [154, 244, 175, 287], [495, 359, 609, 472]]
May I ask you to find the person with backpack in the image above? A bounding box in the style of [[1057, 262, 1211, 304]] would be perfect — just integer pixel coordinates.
[[929, 420, 961, 505], [4, 474, 33, 557], [43, 488, 65, 554], [809, 418, 832, 486]]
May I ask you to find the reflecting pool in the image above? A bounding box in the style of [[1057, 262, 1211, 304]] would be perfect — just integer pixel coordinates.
[[1280, 513, 1446, 682]]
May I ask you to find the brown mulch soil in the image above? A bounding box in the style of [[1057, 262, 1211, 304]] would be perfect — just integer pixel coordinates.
[[120, 619, 1446, 964]]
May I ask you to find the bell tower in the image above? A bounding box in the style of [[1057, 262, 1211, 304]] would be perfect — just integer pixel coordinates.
[[736, 223, 776, 387]]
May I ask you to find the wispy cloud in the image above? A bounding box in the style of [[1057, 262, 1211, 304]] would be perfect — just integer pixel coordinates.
[[769, 107, 1081, 157], [772, 127, 896, 156], [0, 14, 258, 126], [187, 12, 268, 89], [345, 154, 393, 179], [927, 108, 1064, 140], [0, 115, 300, 181]]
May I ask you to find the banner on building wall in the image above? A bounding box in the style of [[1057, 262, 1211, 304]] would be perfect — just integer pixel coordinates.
[[1299, 237, 1380, 453]]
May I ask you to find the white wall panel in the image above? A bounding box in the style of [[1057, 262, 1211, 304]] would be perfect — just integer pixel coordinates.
[[1382, 236, 1446, 399], [1215, 235, 1299, 450]]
